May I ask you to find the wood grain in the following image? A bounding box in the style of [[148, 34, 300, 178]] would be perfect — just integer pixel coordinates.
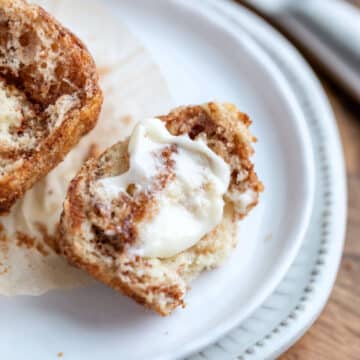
[[231, 1, 360, 358]]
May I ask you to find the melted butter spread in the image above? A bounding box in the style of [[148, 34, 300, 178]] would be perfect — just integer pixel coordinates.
[[96, 118, 230, 258]]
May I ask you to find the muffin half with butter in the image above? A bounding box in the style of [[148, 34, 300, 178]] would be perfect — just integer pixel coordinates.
[[59, 102, 263, 316]]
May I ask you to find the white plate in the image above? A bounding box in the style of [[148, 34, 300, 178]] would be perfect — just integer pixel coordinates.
[[0, 1, 330, 359], [187, 1, 347, 359]]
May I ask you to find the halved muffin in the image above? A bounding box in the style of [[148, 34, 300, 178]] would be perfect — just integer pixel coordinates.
[[60, 103, 263, 315]]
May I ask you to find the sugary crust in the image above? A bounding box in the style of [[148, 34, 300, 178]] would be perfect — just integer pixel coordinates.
[[0, 93, 102, 213], [59, 102, 262, 316], [0, 0, 103, 213]]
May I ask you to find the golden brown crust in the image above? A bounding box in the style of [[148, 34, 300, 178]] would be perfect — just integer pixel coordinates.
[[0, 0, 103, 213], [59, 102, 262, 316], [0, 93, 102, 213]]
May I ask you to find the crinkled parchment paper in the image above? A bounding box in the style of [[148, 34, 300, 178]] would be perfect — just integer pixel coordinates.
[[0, 0, 172, 295]]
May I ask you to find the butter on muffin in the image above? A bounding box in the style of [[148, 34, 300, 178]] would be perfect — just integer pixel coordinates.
[[59, 103, 263, 315]]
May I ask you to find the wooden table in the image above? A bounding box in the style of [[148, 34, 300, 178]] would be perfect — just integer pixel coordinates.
[[233, 1, 360, 358]]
